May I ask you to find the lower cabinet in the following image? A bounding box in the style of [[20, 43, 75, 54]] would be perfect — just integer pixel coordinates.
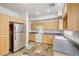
[[29, 33, 54, 44], [42, 34, 54, 44], [29, 34, 35, 42], [0, 35, 9, 55]]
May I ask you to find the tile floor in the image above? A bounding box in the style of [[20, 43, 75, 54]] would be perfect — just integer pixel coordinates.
[[7, 42, 67, 56]]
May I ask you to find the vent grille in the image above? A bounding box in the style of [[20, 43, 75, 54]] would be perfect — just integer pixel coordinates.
[[48, 3, 55, 7]]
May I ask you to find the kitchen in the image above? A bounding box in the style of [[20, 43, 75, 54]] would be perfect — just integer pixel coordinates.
[[0, 3, 79, 56]]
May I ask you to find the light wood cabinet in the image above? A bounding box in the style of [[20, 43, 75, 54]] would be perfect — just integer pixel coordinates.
[[0, 14, 9, 55], [63, 4, 79, 31], [67, 3, 79, 31], [31, 23, 37, 30], [31, 21, 59, 30], [43, 21, 59, 30], [9, 16, 17, 22], [17, 19, 24, 24], [9, 16, 24, 24], [42, 34, 54, 44], [29, 34, 35, 42], [63, 13, 67, 30], [0, 14, 9, 34], [59, 19, 63, 30], [0, 35, 9, 55]]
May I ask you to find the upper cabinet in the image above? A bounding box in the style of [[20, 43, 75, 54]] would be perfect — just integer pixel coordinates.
[[63, 13, 67, 30], [31, 22, 38, 30], [9, 16, 24, 24], [59, 19, 63, 30], [43, 21, 59, 30], [67, 3, 79, 31], [63, 3, 79, 31], [0, 14, 9, 34], [31, 20, 59, 30], [17, 19, 24, 24], [0, 14, 9, 55], [9, 16, 17, 22]]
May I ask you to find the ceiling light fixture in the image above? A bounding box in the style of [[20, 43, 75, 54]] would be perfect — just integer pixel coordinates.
[[36, 12, 40, 15], [48, 3, 55, 7], [47, 9, 50, 13]]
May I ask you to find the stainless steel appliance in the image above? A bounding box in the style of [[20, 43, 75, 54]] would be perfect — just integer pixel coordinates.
[[13, 23, 25, 52]]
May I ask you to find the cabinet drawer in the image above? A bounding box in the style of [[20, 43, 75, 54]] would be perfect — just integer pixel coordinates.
[[0, 35, 9, 55]]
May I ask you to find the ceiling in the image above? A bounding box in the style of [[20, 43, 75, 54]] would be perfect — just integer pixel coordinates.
[[0, 3, 64, 18]]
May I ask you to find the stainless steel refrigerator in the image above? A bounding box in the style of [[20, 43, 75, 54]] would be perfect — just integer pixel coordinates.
[[13, 23, 26, 52]]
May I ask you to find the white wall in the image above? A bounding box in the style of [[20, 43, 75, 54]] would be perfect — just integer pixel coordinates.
[[30, 14, 58, 21], [0, 6, 20, 18]]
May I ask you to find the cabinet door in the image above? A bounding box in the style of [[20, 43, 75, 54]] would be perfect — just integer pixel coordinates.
[[42, 35, 54, 44], [31, 23, 37, 30], [67, 4, 79, 31], [29, 34, 35, 42], [10, 16, 24, 24], [0, 35, 9, 55], [43, 21, 59, 30], [9, 16, 17, 22], [59, 19, 63, 30], [0, 14, 9, 34], [16, 19, 24, 24]]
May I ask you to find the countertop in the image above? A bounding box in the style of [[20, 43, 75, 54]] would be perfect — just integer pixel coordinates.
[[53, 35, 79, 56], [29, 30, 63, 35]]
